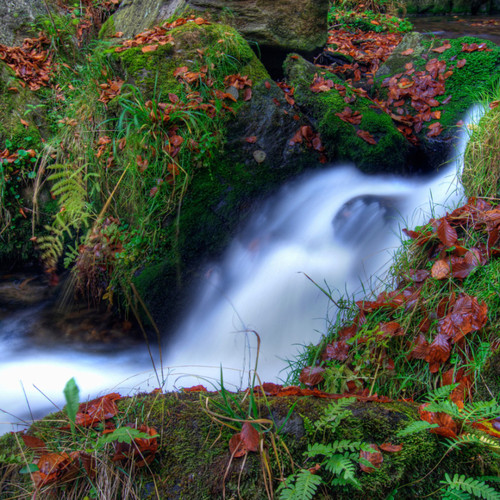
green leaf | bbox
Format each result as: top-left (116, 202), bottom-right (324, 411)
top-left (20, 463), bottom-right (39, 474)
top-left (63, 377), bottom-right (80, 434)
top-left (96, 427), bottom-right (156, 448)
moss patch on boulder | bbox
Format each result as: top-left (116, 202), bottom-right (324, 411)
top-left (285, 55), bottom-right (409, 174)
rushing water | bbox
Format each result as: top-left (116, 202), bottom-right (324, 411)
top-left (0, 106), bottom-right (482, 435)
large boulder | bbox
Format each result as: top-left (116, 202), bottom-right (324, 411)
top-left (109, 0), bottom-right (329, 52)
top-left (0, 0), bottom-right (45, 46)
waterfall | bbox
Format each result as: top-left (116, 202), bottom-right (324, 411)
top-left (0, 105), bottom-right (482, 435)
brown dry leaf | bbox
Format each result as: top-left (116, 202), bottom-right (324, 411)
top-left (322, 341), bottom-right (350, 361)
top-left (436, 218), bottom-right (458, 247)
top-left (456, 59), bottom-right (467, 68)
top-left (425, 333), bottom-right (451, 372)
top-left (245, 136), bottom-right (257, 144)
top-left (401, 48), bottom-right (414, 56)
top-left (360, 444), bottom-right (383, 473)
top-left (21, 434), bottom-right (47, 452)
top-left (357, 130), bottom-right (377, 145)
top-left (241, 422), bottom-right (260, 452)
top-left (427, 122), bottom-right (443, 138)
top-left (490, 100), bottom-right (500, 109)
top-left (432, 42), bottom-right (451, 53)
top-left (379, 443), bottom-right (403, 453)
top-left (141, 45), bottom-right (158, 53)
top-left (299, 366), bottom-right (325, 386)
top-left (431, 258), bottom-right (450, 279)
top-left (112, 424), bottom-right (158, 467)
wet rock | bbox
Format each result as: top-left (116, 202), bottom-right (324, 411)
top-left (0, 0), bottom-right (45, 46)
top-left (110, 0), bottom-right (329, 52)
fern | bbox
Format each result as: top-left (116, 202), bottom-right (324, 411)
top-left (36, 163), bottom-right (93, 269)
top-left (445, 433), bottom-right (500, 453)
top-left (425, 384), bottom-right (460, 403)
top-left (441, 474), bottom-right (500, 500)
top-left (314, 398), bottom-right (356, 433)
top-left (278, 469), bottom-right (323, 500)
top-left (427, 400), bottom-right (500, 424)
top-left (397, 420), bottom-right (439, 437)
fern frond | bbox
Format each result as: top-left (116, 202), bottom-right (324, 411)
top-left (397, 420), bottom-right (439, 437)
top-left (324, 453), bottom-right (356, 478)
top-left (278, 469), bottom-right (322, 500)
top-left (426, 400), bottom-right (461, 418)
top-left (306, 443), bottom-right (334, 458)
top-left (461, 400), bottom-right (500, 423)
top-left (425, 384), bottom-right (460, 403)
top-left (441, 488), bottom-right (473, 500)
top-left (441, 473), bottom-right (500, 500)
top-left (446, 433), bottom-right (500, 452)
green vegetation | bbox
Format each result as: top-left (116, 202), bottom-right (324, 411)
top-left (329, 0), bottom-right (413, 33)
top-left (285, 54), bottom-right (409, 173)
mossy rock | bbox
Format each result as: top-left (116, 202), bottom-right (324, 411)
top-left (285, 55), bottom-right (409, 174)
top-left (1, 393), bottom-right (499, 498)
top-left (108, 0), bottom-right (328, 53)
top-left (113, 21), bottom-right (269, 99)
top-left (374, 34), bottom-right (500, 170)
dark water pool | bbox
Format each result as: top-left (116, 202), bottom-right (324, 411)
top-left (411, 15), bottom-right (500, 45)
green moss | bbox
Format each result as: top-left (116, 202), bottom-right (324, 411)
top-left (424, 36), bottom-right (500, 129)
top-left (3, 394), bottom-right (499, 499)
top-left (285, 55), bottom-right (408, 173)
top-left (98, 14), bottom-right (116, 39)
top-left (116, 22), bottom-right (269, 99)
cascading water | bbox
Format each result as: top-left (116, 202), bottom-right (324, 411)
top-left (0, 105), bottom-right (482, 435)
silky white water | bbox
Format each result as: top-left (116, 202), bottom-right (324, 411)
top-left (0, 105), bottom-right (482, 435)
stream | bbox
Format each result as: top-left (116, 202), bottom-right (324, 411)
top-left (0, 105), bottom-right (483, 435)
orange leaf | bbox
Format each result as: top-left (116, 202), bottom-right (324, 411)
top-left (360, 444), bottom-right (383, 473)
top-left (20, 119), bottom-right (29, 128)
top-left (356, 129), bottom-right (377, 145)
top-left (299, 366), bottom-right (325, 386)
top-left (432, 42), bottom-right (451, 53)
top-left (141, 45), bottom-right (158, 53)
top-left (401, 48), bottom-right (414, 56)
top-left (379, 443), bottom-right (403, 453)
top-left (182, 385), bottom-right (207, 392)
top-left (431, 259), bottom-right (450, 279)
top-left (241, 422), bottom-right (260, 452)
top-left (425, 333), bottom-right (451, 372)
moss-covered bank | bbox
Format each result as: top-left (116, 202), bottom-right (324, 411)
top-left (1, 391), bottom-right (499, 499)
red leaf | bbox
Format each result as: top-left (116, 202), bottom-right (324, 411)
top-left (427, 122), bottom-right (443, 138)
top-left (432, 42), bottom-right (451, 53)
top-left (245, 136), bottom-right (257, 143)
top-left (243, 87), bottom-right (252, 101)
top-left (21, 434), bottom-right (47, 452)
top-left (168, 93), bottom-right (179, 103)
top-left (436, 218), bottom-right (457, 247)
top-left (241, 422), bottom-right (260, 452)
top-left (299, 366), bottom-right (325, 386)
top-left (431, 259), bottom-right (450, 280)
top-left (141, 45), bottom-right (158, 53)
top-left (379, 443), bottom-right (403, 453)
top-left (356, 129), bottom-right (377, 145)
top-left (229, 434), bottom-right (246, 457)
top-left (182, 385), bottom-right (207, 392)
top-left (264, 81), bottom-right (271, 90)
top-left (456, 59), bottom-right (467, 69)
top-left (360, 444), bottom-right (383, 473)
top-left (401, 49), bottom-right (414, 56)
top-left (425, 333), bottom-right (451, 372)
top-left (322, 341), bottom-right (350, 361)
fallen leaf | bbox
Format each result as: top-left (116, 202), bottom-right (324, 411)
top-left (379, 443), bottom-right (403, 453)
top-left (245, 136), bottom-right (257, 143)
top-left (360, 444), bottom-right (383, 473)
top-left (357, 129), bottom-right (377, 145)
top-left (401, 48), bottom-right (414, 56)
top-left (299, 366), bottom-right (325, 386)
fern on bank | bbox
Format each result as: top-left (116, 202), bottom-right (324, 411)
top-left (440, 473), bottom-right (500, 500)
top-left (36, 163), bottom-right (93, 269)
top-left (278, 469), bottom-right (323, 500)
top-left (278, 399), bottom-right (372, 499)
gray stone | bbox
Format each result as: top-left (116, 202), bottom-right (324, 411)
top-left (376, 32), bottom-right (426, 78)
top-left (110, 0), bottom-right (329, 52)
top-left (0, 0), bottom-right (46, 46)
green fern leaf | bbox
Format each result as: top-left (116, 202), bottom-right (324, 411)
top-left (397, 420), bottom-right (439, 437)
top-left (278, 469), bottom-right (322, 500)
top-left (442, 473), bottom-right (500, 500)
